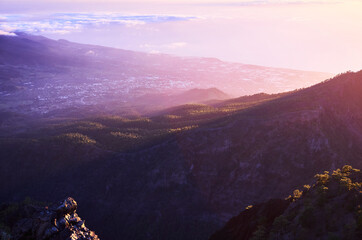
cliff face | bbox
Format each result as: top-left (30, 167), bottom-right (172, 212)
top-left (209, 166), bottom-right (362, 240)
top-left (0, 197), bottom-right (99, 240)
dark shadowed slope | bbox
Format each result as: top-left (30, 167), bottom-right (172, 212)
top-left (1, 71), bottom-right (362, 240)
top-left (210, 166), bottom-right (362, 240)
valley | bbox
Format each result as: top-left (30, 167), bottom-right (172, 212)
top-left (1, 67), bottom-right (361, 239)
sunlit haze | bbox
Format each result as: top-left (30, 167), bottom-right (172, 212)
top-left (1, 1), bottom-right (362, 73)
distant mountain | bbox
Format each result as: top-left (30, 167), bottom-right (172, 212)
top-left (134, 88), bottom-right (230, 110)
top-left (0, 69), bottom-right (361, 240)
top-left (0, 33), bottom-right (332, 118)
top-left (175, 88), bottom-right (230, 102)
top-left (210, 165), bottom-right (362, 240)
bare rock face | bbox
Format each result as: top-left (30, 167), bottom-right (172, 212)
top-left (12, 197), bottom-right (99, 240)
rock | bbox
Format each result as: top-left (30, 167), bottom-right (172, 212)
top-left (76, 220), bottom-right (86, 229)
top-left (56, 197), bottom-right (77, 215)
top-left (11, 197), bottom-right (99, 240)
top-left (54, 217), bottom-right (69, 230)
top-left (68, 213), bottom-right (81, 224)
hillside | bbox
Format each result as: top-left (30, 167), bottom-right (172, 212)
top-left (210, 165), bottom-right (362, 240)
top-left (0, 70), bottom-right (361, 240)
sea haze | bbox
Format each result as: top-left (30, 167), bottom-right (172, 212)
top-left (1, 0), bottom-right (362, 73)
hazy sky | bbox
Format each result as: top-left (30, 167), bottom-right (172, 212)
top-left (1, 0), bottom-right (362, 73)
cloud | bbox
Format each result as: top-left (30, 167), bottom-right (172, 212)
top-left (0, 30), bottom-right (16, 36)
top-left (149, 50), bottom-right (161, 54)
top-left (286, 16), bottom-right (310, 22)
top-left (0, 12), bottom-right (197, 35)
top-left (166, 42), bottom-right (187, 49)
top-left (140, 42), bottom-right (188, 55)
top-left (195, 0), bottom-right (344, 6)
top-left (140, 42), bottom-right (188, 52)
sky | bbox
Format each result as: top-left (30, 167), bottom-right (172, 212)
top-left (1, 0), bottom-right (362, 73)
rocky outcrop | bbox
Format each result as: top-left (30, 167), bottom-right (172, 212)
top-left (9, 197), bottom-right (99, 240)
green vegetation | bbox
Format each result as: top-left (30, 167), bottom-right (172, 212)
top-left (0, 92), bottom-right (284, 153)
top-left (54, 133), bottom-right (97, 145)
top-left (315, 171), bottom-right (330, 185)
top-left (247, 166), bottom-right (362, 240)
